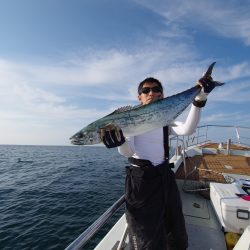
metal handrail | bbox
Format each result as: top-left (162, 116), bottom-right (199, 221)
top-left (190, 125), bottom-right (250, 146)
top-left (65, 195), bottom-right (125, 250)
top-left (170, 124), bottom-right (250, 159)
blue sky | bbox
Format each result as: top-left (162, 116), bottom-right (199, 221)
top-left (0, 0), bottom-right (250, 145)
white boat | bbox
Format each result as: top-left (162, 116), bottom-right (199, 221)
top-left (66, 125), bottom-right (250, 250)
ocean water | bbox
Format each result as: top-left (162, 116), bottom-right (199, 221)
top-left (0, 145), bottom-right (127, 250)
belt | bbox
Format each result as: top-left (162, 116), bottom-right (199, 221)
top-left (128, 157), bottom-right (175, 169)
top-left (128, 157), bottom-right (153, 168)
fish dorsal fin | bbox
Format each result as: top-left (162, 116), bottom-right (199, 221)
top-left (109, 104), bottom-right (142, 115)
top-left (113, 105), bottom-right (134, 113)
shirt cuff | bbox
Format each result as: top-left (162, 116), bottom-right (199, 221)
top-left (192, 99), bottom-right (207, 108)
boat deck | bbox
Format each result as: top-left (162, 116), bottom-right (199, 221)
top-left (175, 143), bottom-right (250, 183)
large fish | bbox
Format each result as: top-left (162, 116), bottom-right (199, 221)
top-left (70, 62), bottom-right (223, 145)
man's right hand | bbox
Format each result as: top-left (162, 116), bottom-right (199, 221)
top-left (100, 123), bottom-right (125, 148)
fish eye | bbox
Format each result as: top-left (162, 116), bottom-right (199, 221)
top-left (76, 132), bottom-right (83, 138)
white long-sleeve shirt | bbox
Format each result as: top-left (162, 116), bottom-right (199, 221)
top-left (118, 104), bottom-right (201, 165)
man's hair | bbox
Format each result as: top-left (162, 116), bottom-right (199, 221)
top-left (138, 77), bottom-right (163, 94)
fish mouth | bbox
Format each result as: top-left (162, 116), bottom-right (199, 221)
top-left (70, 138), bottom-right (82, 145)
top-left (69, 132), bottom-right (83, 145)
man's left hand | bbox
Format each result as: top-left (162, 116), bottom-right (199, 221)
top-left (100, 123), bottom-right (125, 148)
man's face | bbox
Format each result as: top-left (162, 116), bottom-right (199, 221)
top-left (138, 82), bottom-right (164, 105)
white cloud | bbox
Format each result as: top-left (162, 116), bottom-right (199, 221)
top-left (1, 1), bottom-right (250, 145)
top-left (135, 0), bottom-right (250, 45)
top-left (0, 42), bottom-right (197, 88)
top-left (0, 44), bottom-right (249, 145)
top-left (201, 112), bottom-right (250, 125)
top-left (216, 62), bottom-right (250, 81)
top-left (211, 81), bottom-right (250, 103)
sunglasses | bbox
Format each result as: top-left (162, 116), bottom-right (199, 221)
top-left (140, 86), bottom-right (162, 94)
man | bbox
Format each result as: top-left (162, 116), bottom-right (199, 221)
top-left (101, 76), bottom-right (215, 250)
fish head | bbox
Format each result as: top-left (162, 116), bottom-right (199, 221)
top-left (70, 124), bottom-right (101, 145)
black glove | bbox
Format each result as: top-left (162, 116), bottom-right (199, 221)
top-left (100, 124), bottom-right (125, 148)
top-left (193, 62), bottom-right (224, 108)
top-left (193, 77), bottom-right (215, 108)
top-left (198, 77), bottom-right (216, 93)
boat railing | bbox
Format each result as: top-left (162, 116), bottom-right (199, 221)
top-left (169, 125), bottom-right (250, 158)
top-left (65, 195), bottom-right (125, 250)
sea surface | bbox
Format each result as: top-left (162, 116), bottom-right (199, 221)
top-left (0, 144), bottom-right (127, 250)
